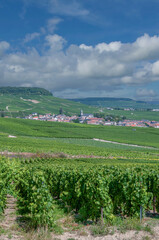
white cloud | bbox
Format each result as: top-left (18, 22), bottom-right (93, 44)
top-left (79, 44), bottom-right (93, 51)
top-left (152, 61), bottom-right (159, 75)
top-left (1, 33), bottom-right (159, 98)
top-left (0, 41), bottom-right (10, 56)
top-left (45, 34), bottom-right (66, 51)
top-left (24, 32), bottom-right (41, 43)
top-left (47, 17), bottom-right (62, 33)
top-left (95, 42), bottom-right (122, 53)
top-left (23, 17), bottom-right (62, 44)
top-left (125, 34), bottom-right (159, 61)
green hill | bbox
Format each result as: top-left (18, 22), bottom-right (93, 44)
top-left (0, 87), bottom-right (53, 96)
top-left (70, 97), bottom-right (159, 109)
top-left (0, 87), bottom-right (98, 117)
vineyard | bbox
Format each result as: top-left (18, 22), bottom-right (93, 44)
top-left (0, 118), bottom-right (159, 238)
top-left (0, 118), bottom-right (159, 147)
top-left (0, 156), bottom-right (159, 229)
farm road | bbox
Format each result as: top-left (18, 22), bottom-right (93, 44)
top-left (93, 138), bottom-right (157, 149)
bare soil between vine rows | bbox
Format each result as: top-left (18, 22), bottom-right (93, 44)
top-left (0, 195), bottom-right (159, 240)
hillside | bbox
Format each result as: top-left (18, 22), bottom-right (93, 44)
top-left (0, 87), bottom-right (53, 96)
top-left (0, 87), bottom-right (98, 116)
top-left (70, 97), bottom-right (159, 109)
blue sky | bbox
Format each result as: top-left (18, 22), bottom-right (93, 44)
top-left (0, 0), bottom-right (159, 99)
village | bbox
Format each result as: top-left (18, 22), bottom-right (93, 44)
top-left (24, 110), bottom-right (159, 128)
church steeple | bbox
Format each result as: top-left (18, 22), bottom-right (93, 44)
top-left (80, 109), bottom-right (83, 116)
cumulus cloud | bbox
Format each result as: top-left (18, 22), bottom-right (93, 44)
top-left (0, 33), bottom-right (159, 98)
top-left (124, 34), bottom-right (159, 61)
top-left (95, 42), bottom-right (122, 53)
top-left (79, 44), bottom-right (93, 51)
top-left (45, 34), bottom-right (66, 51)
top-left (152, 61), bottom-right (159, 75)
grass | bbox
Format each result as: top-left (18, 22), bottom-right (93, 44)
top-left (0, 117), bottom-right (158, 162)
top-left (0, 226), bottom-right (7, 235)
top-left (142, 237), bottom-right (151, 240)
top-left (114, 218), bottom-right (153, 234)
top-left (1, 134), bottom-right (159, 160)
top-left (0, 118), bottom-right (159, 149)
top-left (89, 217), bottom-right (155, 237)
top-left (90, 223), bottom-right (110, 236)
top-left (24, 228), bottom-right (52, 240)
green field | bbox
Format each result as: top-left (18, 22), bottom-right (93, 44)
top-left (0, 118), bottom-right (159, 162)
top-left (0, 118), bottom-right (159, 147)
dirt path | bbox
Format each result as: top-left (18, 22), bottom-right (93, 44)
top-left (0, 151), bottom-right (107, 159)
top-left (93, 138), bottom-right (157, 149)
top-left (0, 195), bottom-right (23, 240)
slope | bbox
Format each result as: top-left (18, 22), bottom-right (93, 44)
top-left (0, 87), bottom-right (98, 116)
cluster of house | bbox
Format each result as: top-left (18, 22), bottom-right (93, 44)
top-left (117, 120), bottom-right (159, 128)
top-left (24, 111), bottom-right (159, 128)
top-left (25, 113), bottom-right (77, 123)
top-left (152, 109), bottom-right (159, 112)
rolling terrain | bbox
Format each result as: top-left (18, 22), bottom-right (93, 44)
top-left (70, 97), bottom-right (159, 121)
top-left (0, 87), bottom-right (159, 121)
top-left (0, 87), bottom-right (98, 116)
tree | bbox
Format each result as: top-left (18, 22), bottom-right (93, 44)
top-left (59, 107), bottom-right (63, 115)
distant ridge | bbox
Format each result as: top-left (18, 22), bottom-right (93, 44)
top-left (69, 97), bottom-right (157, 109)
top-left (70, 97), bottom-right (135, 102)
top-left (0, 87), bottom-right (53, 96)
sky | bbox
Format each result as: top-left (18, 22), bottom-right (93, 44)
top-left (1, 0), bottom-right (159, 100)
